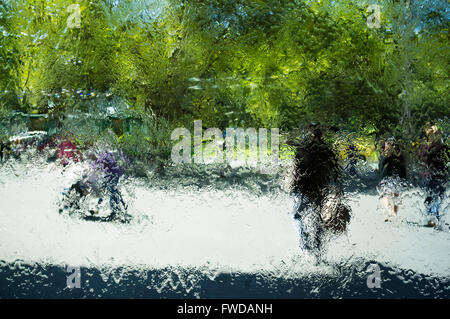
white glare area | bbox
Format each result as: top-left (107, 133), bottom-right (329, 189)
top-left (0, 158), bottom-right (449, 280)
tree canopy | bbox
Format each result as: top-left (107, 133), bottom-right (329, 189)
top-left (0, 0), bottom-right (448, 136)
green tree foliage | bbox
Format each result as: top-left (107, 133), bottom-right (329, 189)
top-left (0, 0), bottom-right (448, 136)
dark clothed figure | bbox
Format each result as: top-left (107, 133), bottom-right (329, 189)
top-left (376, 137), bottom-right (407, 221)
top-left (292, 132), bottom-right (340, 207)
top-left (379, 151), bottom-right (407, 180)
top-left (418, 130), bottom-right (449, 222)
top-left (344, 144), bottom-right (366, 176)
top-left (291, 124), bottom-right (349, 253)
top-left (0, 141), bottom-right (8, 160)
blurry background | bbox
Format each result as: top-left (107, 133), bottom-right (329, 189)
top-left (0, 0), bottom-right (448, 137)
top-left (0, 0), bottom-right (449, 298)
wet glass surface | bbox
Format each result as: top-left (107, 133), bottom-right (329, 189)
top-left (0, 0), bottom-right (449, 299)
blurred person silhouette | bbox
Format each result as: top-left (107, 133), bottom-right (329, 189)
top-left (60, 150), bottom-right (130, 223)
top-left (291, 122), bottom-right (350, 257)
top-left (418, 123), bottom-right (449, 227)
top-left (0, 139), bottom-right (10, 161)
top-left (377, 136), bottom-right (407, 221)
top-left (344, 142), bottom-right (366, 176)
